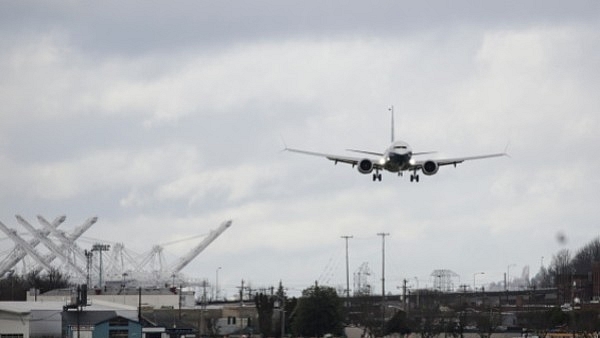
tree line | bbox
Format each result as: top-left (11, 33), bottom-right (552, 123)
top-left (531, 237), bottom-right (600, 288)
top-left (0, 268), bottom-right (70, 300)
top-left (255, 283), bottom-right (600, 338)
top-left (254, 282), bottom-right (344, 338)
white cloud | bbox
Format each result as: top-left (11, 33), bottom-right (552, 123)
top-left (153, 162), bottom-right (284, 206)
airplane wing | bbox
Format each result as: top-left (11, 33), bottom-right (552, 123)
top-left (285, 147), bottom-right (383, 168)
top-left (410, 152), bottom-right (507, 169)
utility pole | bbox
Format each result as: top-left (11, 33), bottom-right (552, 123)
top-left (179, 283), bottom-right (183, 320)
top-left (377, 232), bottom-right (390, 334)
top-left (138, 287), bottom-right (142, 322)
top-left (377, 233), bottom-right (390, 298)
top-left (402, 279), bottom-right (408, 309)
top-left (238, 279), bottom-right (245, 306)
top-left (341, 235), bottom-right (353, 303)
top-left (201, 279), bottom-right (208, 335)
top-left (279, 294), bottom-right (286, 338)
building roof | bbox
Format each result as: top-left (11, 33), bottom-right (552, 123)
top-left (0, 301), bottom-right (65, 314)
top-left (0, 299), bottom-right (137, 315)
top-left (142, 310), bottom-right (195, 330)
top-left (62, 311), bottom-right (139, 325)
top-left (42, 286), bottom-right (191, 296)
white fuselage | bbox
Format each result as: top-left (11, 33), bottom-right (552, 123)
top-left (381, 141), bottom-right (413, 173)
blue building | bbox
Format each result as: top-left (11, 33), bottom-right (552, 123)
top-left (62, 300), bottom-right (142, 338)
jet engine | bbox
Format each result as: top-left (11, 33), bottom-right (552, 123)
top-left (357, 159), bottom-right (374, 174)
top-left (422, 160), bottom-right (439, 176)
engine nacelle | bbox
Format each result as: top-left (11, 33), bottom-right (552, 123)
top-left (422, 160), bottom-right (439, 176)
top-left (357, 159), bottom-right (374, 174)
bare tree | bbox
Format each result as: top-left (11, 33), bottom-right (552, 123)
top-left (517, 308), bottom-right (567, 338)
top-left (571, 237), bottom-right (600, 274)
top-left (474, 307), bottom-right (501, 338)
top-left (549, 249), bottom-right (573, 305)
top-left (411, 303), bottom-right (442, 338)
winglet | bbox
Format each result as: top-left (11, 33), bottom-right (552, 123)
top-left (503, 141), bottom-right (511, 158)
top-left (279, 134), bottom-right (289, 152)
top-left (389, 105), bottom-right (395, 142)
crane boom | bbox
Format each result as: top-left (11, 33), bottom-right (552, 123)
top-left (170, 220), bottom-right (232, 273)
top-left (37, 215), bottom-right (98, 272)
top-left (0, 220), bottom-right (55, 272)
top-left (16, 215), bottom-right (86, 278)
top-left (0, 216), bottom-right (66, 276)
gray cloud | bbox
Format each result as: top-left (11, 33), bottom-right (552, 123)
top-left (2, 1), bottom-right (597, 56)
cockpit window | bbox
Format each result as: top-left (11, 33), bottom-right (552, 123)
top-left (394, 146), bottom-right (407, 149)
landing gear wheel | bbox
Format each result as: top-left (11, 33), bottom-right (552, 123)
top-left (372, 173), bottom-right (382, 181)
top-left (410, 174), bottom-right (420, 182)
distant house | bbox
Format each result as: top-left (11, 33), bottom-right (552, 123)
top-left (142, 310), bottom-right (197, 337)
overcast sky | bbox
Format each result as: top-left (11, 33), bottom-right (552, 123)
top-left (1, 1), bottom-right (599, 298)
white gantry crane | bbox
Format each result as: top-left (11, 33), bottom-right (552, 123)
top-left (36, 215), bottom-right (98, 272)
top-left (0, 215), bottom-right (97, 278)
top-left (15, 215), bottom-right (86, 279)
top-left (0, 216), bottom-right (232, 286)
top-left (169, 220), bottom-right (232, 275)
top-left (0, 220), bottom-right (57, 273)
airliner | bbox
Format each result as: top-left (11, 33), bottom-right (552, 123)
top-left (285, 108), bottom-right (507, 182)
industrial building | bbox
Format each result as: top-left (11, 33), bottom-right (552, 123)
top-left (0, 299), bottom-right (142, 338)
top-left (0, 294), bottom-right (258, 338)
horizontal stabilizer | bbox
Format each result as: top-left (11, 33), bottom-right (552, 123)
top-left (413, 151), bottom-right (437, 156)
top-left (345, 149), bottom-right (383, 156)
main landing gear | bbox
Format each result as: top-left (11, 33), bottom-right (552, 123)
top-left (372, 171), bottom-right (382, 181)
top-left (410, 171), bottom-right (420, 182)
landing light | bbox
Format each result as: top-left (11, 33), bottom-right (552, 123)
top-left (379, 158), bottom-right (387, 165)
top-left (409, 158), bottom-right (416, 165)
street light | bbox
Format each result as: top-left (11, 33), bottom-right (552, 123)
top-left (413, 277), bottom-right (420, 308)
top-left (91, 243), bottom-right (110, 289)
top-left (473, 272), bottom-right (484, 291)
top-left (507, 264), bottom-right (516, 290)
top-left (541, 256), bottom-right (544, 268)
top-left (215, 267), bottom-right (222, 301)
